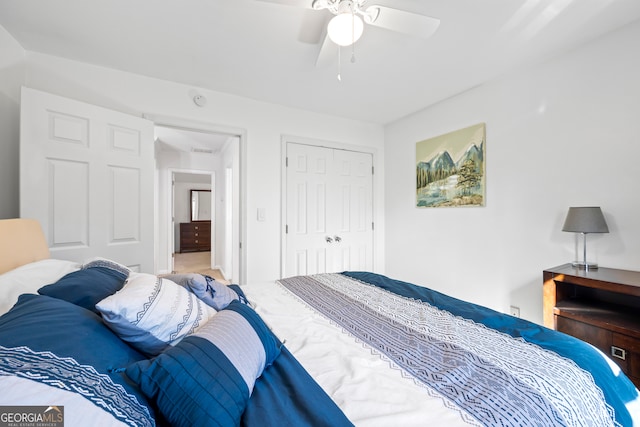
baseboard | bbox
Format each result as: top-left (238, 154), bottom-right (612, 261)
top-left (215, 265), bottom-right (230, 281)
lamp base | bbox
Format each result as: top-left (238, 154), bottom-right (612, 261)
top-left (571, 261), bottom-right (599, 270)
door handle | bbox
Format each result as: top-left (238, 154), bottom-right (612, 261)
top-left (334, 235), bottom-right (342, 242)
top-left (325, 236), bottom-right (333, 243)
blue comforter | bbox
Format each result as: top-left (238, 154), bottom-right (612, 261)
top-left (276, 272), bottom-right (640, 427)
top-left (344, 271), bottom-right (639, 426)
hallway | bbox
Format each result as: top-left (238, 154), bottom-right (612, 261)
top-left (173, 251), bottom-right (229, 284)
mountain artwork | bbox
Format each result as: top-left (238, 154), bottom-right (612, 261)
top-left (416, 123), bottom-right (486, 208)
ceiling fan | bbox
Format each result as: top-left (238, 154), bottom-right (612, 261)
top-left (257, 0), bottom-right (440, 67)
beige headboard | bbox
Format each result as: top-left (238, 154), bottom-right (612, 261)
top-left (0, 218), bottom-right (50, 275)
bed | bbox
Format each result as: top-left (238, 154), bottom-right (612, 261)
top-left (0, 219), bottom-right (638, 426)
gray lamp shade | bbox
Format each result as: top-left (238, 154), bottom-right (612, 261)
top-left (562, 207), bottom-right (609, 234)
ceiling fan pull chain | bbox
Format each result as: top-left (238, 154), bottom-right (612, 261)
top-left (337, 46), bottom-right (342, 81)
top-left (351, 7), bottom-right (357, 63)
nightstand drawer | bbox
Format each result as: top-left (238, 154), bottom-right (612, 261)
top-left (612, 333), bottom-right (640, 379)
top-left (555, 316), bottom-right (640, 384)
top-left (555, 315), bottom-right (611, 354)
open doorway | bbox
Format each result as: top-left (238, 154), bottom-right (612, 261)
top-left (152, 120), bottom-right (243, 284)
top-left (171, 171), bottom-right (223, 280)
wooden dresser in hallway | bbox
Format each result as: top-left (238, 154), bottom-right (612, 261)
top-left (180, 221), bottom-right (211, 252)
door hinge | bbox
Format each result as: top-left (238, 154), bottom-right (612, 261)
top-left (372, 222), bottom-right (375, 230)
top-left (286, 157), bottom-right (288, 167)
top-left (285, 224), bottom-right (288, 234)
top-left (372, 165), bottom-right (374, 175)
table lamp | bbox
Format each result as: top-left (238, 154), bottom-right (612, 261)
top-left (562, 207), bottom-right (609, 270)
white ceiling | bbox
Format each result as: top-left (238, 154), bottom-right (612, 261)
top-left (1, 0), bottom-right (640, 125)
top-left (155, 125), bottom-right (231, 154)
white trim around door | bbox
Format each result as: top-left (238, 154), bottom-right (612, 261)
top-left (145, 114), bottom-right (248, 285)
top-left (281, 134), bottom-right (379, 278)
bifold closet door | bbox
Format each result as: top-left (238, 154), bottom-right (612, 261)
top-left (20, 87), bottom-right (155, 272)
top-left (285, 142), bottom-right (373, 277)
top-left (330, 148), bottom-right (374, 272)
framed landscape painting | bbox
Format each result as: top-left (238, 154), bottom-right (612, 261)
top-left (416, 123), bottom-right (486, 208)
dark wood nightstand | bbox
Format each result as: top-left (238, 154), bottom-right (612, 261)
top-left (543, 263), bottom-right (640, 388)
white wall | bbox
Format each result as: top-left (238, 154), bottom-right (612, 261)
top-left (5, 49), bottom-right (385, 283)
top-left (385, 20), bottom-right (640, 325)
top-left (0, 26), bottom-right (25, 219)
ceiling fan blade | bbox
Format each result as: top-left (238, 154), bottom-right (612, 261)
top-left (365, 6), bottom-right (440, 39)
top-left (315, 32), bottom-right (334, 68)
top-left (254, 0), bottom-right (311, 8)
top-left (299, 9), bottom-right (330, 44)
top-left (256, 0), bottom-right (327, 44)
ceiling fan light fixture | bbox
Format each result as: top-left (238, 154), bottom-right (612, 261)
top-left (327, 12), bottom-right (364, 46)
top-left (362, 6), bottom-right (380, 24)
top-left (311, 0), bottom-right (330, 11)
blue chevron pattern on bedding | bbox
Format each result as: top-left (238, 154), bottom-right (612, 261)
top-left (0, 346), bottom-right (154, 427)
top-left (277, 272), bottom-right (640, 427)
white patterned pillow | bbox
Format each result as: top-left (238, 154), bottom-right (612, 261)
top-left (96, 272), bottom-right (217, 356)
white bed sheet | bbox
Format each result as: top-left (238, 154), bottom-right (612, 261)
top-left (241, 280), bottom-right (476, 427)
top-left (0, 259), bottom-right (80, 315)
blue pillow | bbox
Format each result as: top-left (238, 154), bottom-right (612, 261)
top-left (228, 284), bottom-right (250, 305)
top-left (38, 266), bottom-right (128, 313)
top-left (0, 294), bottom-right (154, 425)
top-left (82, 257), bottom-right (130, 277)
top-left (163, 273), bottom-right (240, 310)
top-left (126, 301), bottom-right (281, 427)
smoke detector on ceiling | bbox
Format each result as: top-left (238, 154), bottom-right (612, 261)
top-left (193, 94), bottom-right (207, 107)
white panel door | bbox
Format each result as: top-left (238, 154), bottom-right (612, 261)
top-left (286, 143), bottom-right (331, 276)
top-left (20, 87), bottom-right (155, 272)
top-left (285, 142), bottom-right (373, 277)
top-left (330, 148), bottom-right (373, 272)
